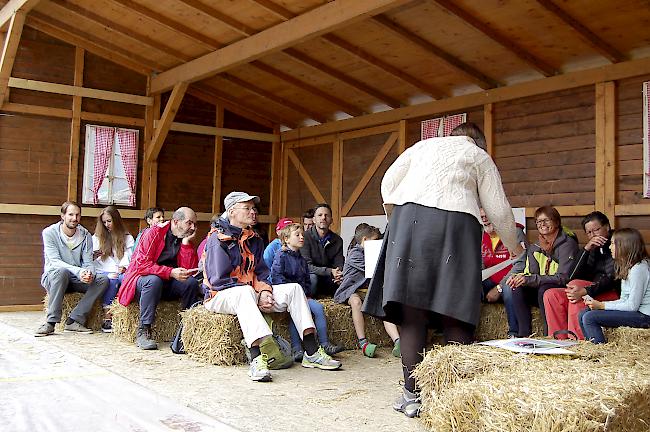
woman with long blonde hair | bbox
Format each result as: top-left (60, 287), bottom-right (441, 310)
top-left (92, 206), bottom-right (134, 332)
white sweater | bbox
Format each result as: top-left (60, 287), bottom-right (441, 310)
top-left (92, 233), bottom-right (135, 273)
top-left (381, 135), bottom-right (519, 252)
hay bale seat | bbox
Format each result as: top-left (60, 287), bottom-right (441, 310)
top-left (43, 293), bottom-right (104, 332)
top-left (180, 298), bottom-right (394, 366)
top-left (110, 300), bottom-right (181, 343)
top-left (475, 303), bottom-right (545, 341)
top-left (413, 327), bottom-right (650, 432)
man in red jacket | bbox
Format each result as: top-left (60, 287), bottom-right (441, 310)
top-left (117, 207), bottom-right (200, 350)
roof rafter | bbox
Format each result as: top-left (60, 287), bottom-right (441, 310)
top-left (179, 0), bottom-right (257, 37)
top-left (371, 15), bottom-right (500, 89)
top-left (220, 72), bottom-right (327, 124)
top-left (150, 0), bottom-right (413, 94)
top-left (0, 0), bottom-right (39, 30)
top-left (432, 0), bottom-right (557, 77)
top-left (535, 0), bottom-right (625, 63)
top-left (0, 10), bottom-right (25, 105)
top-left (322, 34), bottom-right (446, 99)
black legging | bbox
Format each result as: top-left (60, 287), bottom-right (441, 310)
top-left (399, 305), bottom-right (475, 392)
top-left (509, 281), bottom-right (557, 336)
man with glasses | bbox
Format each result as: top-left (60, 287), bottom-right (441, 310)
top-left (543, 211), bottom-right (620, 339)
top-left (203, 192), bottom-right (341, 382)
top-left (117, 207), bottom-right (201, 350)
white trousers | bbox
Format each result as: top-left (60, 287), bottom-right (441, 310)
top-left (204, 283), bottom-right (316, 347)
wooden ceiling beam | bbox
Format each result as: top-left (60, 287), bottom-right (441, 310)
top-left (145, 81), bottom-right (188, 162)
top-left (26, 13), bottom-right (154, 74)
top-left (371, 15), bottom-right (500, 89)
top-left (221, 72), bottom-right (327, 124)
top-left (248, 61), bottom-right (364, 117)
top-left (46, 0), bottom-right (191, 63)
top-left (248, 0), bottom-right (295, 20)
top-left (0, 0), bottom-right (39, 30)
top-left (150, 0), bottom-right (412, 94)
top-left (535, 0), bottom-right (625, 63)
top-left (283, 48), bottom-right (403, 108)
top-left (432, 0), bottom-right (557, 77)
top-left (179, 0), bottom-right (256, 37)
top-left (322, 33), bottom-right (446, 99)
top-left (0, 10), bottom-right (25, 106)
top-left (108, 0), bottom-right (221, 50)
top-left (29, 12), bottom-right (166, 71)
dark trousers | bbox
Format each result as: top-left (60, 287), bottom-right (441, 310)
top-left (135, 275), bottom-right (200, 326)
top-left (309, 274), bottom-right (337, 297)
top-left (507, 281), bottom-right (557, 337)
top-left (579, 309), bottom-right (650, 343)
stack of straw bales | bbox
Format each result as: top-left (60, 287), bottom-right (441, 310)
top-left (110, 300), bottom-right (181, 343)
top-left (43, 293), bottom-right (104, 331)
top-left (414, 327), bottom-right (650, 431)
top-left (320, 298), bottom-right (394, 349)
top-left (475, 303), bottom-right (545, 341)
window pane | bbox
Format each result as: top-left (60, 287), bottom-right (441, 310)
top-left (113, 154), bottom-right (126, 177)
top-left (112, 178), bottom-right (131, 204)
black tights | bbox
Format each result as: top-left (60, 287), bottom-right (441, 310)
top-left (399, 305), bottom-right (475, 392)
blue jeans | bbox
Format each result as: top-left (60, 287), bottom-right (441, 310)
top-left (99, 272), bottom-right (124, 307)
top-left (499, 281), bottom-right (519, 336)
top-left (579, 309), bottom-right (650, 343)
top-left (289, 298), bottom-right (328, 350)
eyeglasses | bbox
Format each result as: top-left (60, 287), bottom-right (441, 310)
top-left (535, 218), bottom-right (553, 226)
top-left (232, 206), bottom-right (257, 213)
top-left (586, 225), bottom-right (605, 236)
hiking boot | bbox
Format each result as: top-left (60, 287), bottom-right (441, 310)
top-left (393, 388), bottom-right (421, 418)
top-left (322, 343), bottom-right (344, 356)
top-left (302, 346), bottom-right (342, 370)
top-left (35, 322), bottom-right (54, 337)
top-left (136, 327), bottom-right (158, 350)
top-left (101, 319), bottom-right (113, 333)
top-left (361, 341), bottom-right (377, 358)
top-left (292, 349), bottom-right (304, 362)
top-left (64, 321), bottom-right (93, 334)
top-left (248, 354), bottom-right (272, 382)
top-left (392, 339), bottom-right (401, 358)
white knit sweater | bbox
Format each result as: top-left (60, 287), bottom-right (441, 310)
top-left (381, 135), bottom-right (519, 252)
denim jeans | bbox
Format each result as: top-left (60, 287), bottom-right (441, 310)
top-left (99, 272), bottom-right (124, 306)
top-left (500, 281), bottom-right (520, 337)
top-left (579, 308), bottom-right (650, 343)
top-left (289, 298), bottom-right (328, 350)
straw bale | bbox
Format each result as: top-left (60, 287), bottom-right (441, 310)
top-left (320, 298), bottom-right (394, 350)
top-left (43, 293), bottom-right (104, 332)
top-left (180, 306), bottom-right (246, 366)
top-left (606, 326), bottom-right (650, 346)
top-left (110, 300), bottom-right (181, 343)
top-left (475, 303), bottom-right (545, 341)
top-left (414, 342), bottom-right (650, 432)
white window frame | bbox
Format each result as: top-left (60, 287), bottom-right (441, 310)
top-left (81, 125), bottom-right (139, 206)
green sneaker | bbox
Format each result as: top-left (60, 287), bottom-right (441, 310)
top-left (361, 341), bottom-right (376, 358)
top-left (249, 354), bottom-right (272, 382)
top-left (302, 346), bottom-right (342, 370)
top-left (392, 339), bottom-right (401, 358)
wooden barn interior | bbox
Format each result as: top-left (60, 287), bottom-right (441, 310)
top-left (1, 0), bottom-right (650, 310)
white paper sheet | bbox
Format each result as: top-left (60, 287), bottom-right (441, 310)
top-left (364, 239), bottom-right (383, 278)
top-left (478, 337), bottom-right (577, 355)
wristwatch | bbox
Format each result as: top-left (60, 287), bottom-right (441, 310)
top-left (496, 285), bottom-right (503, 293)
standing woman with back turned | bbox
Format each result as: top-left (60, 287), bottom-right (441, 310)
top-left (363, 123), bottom-right (524, 417)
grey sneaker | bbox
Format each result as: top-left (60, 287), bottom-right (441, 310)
top-left (292, 349), bottom-right (304, 362)
top-left (393, 388), bottom-right (421, 418)
top-left (322, 343), bottom-right (344, 356)
top-left (248, 354), bottom-right (272, 382)
top-left (35, 322), bottom-right (54, 337)
top-left (302, 346), bottom-right (342, 370)
top-left (136, 327), bottom-right (158, 350)
top-left (64, 321), bottom-right (93, 334)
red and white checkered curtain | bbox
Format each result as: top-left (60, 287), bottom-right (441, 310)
top-left (421, 118), bottom-right (442, 139)
top-left (91, 126), bottom-right (115, 205)
top-left (117, 128), bottom-right (138, 206)
top-left (442, 113), bottom-right (467, 136)
top-left (643, 81), bottom-right (650, 198)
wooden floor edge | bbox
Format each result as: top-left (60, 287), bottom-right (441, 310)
top-left (0, 305), bottom-right (43, 312)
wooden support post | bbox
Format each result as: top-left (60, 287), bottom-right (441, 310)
top-left (145, 81), bottom-right (188, 162)
top-left (139, 78), bottom-right (158, 230)
top-left (280, 140), bottom-right (289, 218)
top-left (398, 119), bottom-right (407, 154)
top-left (269, 124), bottom-right (282, 221)
top-left (484, 103), bottom-right (494, 157)
top-left (67, 47), bottom-right (84, 201)
top-left (331, 138), bottom-right (343, 232)
top-left (0, 11), bottom-right (24, 107)
top-left (595, 82), bottom-right (617, 225)
top-left (211, 105), bottom-right (224, 214)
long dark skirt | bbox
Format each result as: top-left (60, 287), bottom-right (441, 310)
top-left (362, 203), bottom-right (482, 327)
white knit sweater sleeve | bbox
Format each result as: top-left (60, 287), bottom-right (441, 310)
top-left (381, 147), bottom-right (412, 202)
top-left (477, 158), bottom-right (519, 252)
